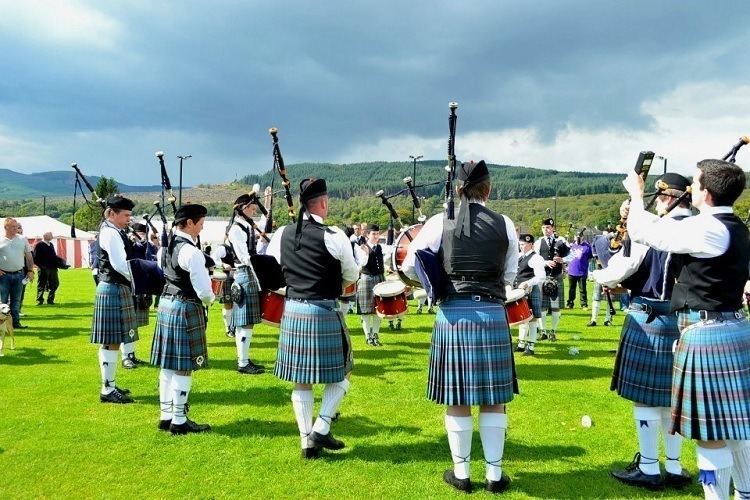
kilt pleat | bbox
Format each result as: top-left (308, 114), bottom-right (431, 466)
top-left (428, 298), bottom-right (518, 406)
top-left (542, 275), bottom-right (564, 310)
top-left (610, 298), bottom-right (678, 407)
top-left (90, 282), bottom-right (140, 345)
top-left (671, 316), bottom-right (750, 440)
top-left (357, 274), bottom-right (384, 314)
top-left (274, 299), bottom-right (352, 384)
top-left (232, 267), bottom-right (261, 327)
top-left (150, 297), bottom-right (208, 371)
top-left (527, 284), bottom-right (542, 318)
top-left (135, 297), bottom-right (150, 327)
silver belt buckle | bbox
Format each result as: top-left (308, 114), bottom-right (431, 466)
top-left (698, 310), bottom-right (708, 321)
top-left (472, 294), bottom-right (481, 302)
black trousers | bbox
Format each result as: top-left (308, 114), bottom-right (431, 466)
top-left (567, 274), bottom-right (588, 307)
top-left (37, 267), bottom-right (60, 303)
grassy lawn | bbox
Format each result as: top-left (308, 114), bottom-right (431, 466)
top-left (0, 269), bottom-right (702, 499)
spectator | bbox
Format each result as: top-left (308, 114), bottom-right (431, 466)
top-left (567, 232), bottom-right (593, 309)
top-left (33, 231), bottom-right (60, 305)
top-left (17, 224), bottom-right (31, 315)
top-left (0, 218), bottom-right (35, 328)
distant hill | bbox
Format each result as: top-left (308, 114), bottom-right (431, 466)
top-left (239, 160), bottom-right (631, 199)
top-left (0, 169), bottom-right (164, 200)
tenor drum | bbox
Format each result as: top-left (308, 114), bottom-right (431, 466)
top-left (506, 288), bottom-right (532, 326)
top-left (211, 271), bottom-right (232, 302)
top-left (392, 224), bottom-right (423, 288)
top-left (374, 281), bottom-right (408, 319)
top-left (260, 288), bottom-right (286, 327)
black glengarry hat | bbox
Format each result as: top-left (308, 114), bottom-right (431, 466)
top-left (174, 203), bottom-right (208, 224)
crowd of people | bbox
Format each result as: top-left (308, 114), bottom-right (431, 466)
top-left (3, 156), bottom-right (748, 498)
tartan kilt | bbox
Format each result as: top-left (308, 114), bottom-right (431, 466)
top-left (671, 316), bottom-right (750, 440)
top-left (150, 296), bottom-right (208, 371)
top-left (357, 274), bottom-right (384, 314)
top-left (541, 274), bottom-right (564, 310)
top-left (90, 282), bottom-right (139, 345)
top-left (232, 267), bottom-right (261, 327)
top-left (274, 299), bottom-right (353, 384)
top-left (527, 284), bottom-right (542, 318)
top-left (134, 295), bottom-right (151, 327)
top-left (216, 272), bottom-right (234, 305)
top-left (428, 298), bottom-right (518, 406)
top-left (610, 298), bottom-right (678, 407)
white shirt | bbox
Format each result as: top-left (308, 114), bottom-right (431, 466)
top-left (354, 241), bottom-right (381, 271)
top-left (401, 202), bottom-right (519, 286)
top-left (628, 198), bottom-right (730, 257)
top-left (99, 221), bottom-right (131, 281)
top-left (266, 213), bottom-right (360, 287)
top-left (517, 250), bottom-right (546, 288)
top-left (0, 234), bottom-right (31, 272)
top-left (173, 229), bottom-right (215, 305)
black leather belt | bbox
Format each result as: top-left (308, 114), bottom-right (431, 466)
top-left (446, 293), bottom-right (504, 304)
top-left (1, 269), bottom-right (24, 274)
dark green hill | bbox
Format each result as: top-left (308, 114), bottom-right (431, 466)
top-left (0, 169), bottom-right (163, 200)
top-left (240, 161), bottom-right (630, 199)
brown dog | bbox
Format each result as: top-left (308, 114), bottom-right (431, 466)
top-left (0, 303), bottom-right (15, 356)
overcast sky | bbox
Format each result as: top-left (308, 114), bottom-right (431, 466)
top-left (1, 1), bottom-right (749, 187)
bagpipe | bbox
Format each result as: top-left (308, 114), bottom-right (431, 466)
top-left (609, 151), bottom-right (655, 251)
top-left (267, 127), bottom-right (296, 233)
top-left (70, 163), bottom-right (106, 238)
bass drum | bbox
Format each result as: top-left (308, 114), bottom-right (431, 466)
top-left (392, 224), bottom-right (423, 288)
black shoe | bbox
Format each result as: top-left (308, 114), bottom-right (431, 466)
top-left (131, 354), bottom-right (147, 366)
top-left (36, 300), bottom-right (43, 306)
top-left (538, 332), bottom-right (548, 340)
top-left (664, 469), bottom-right (692, 489)
top-left (566, 304), bottom-right (574, 309)
top-left (47, 300), bottom-right (55, 305)
top-left (301, 447), bottom-right (320, 459)
top-left (238, 361), bottom-right (265, 374)
top-left (366, 337), bottom-right (375, 346)
top-left (158, 419), bottom-right (171, 431)
top-left (485, 471), bottom-right (511, 493)
top-left (611, 453), bottom-right (664, 491)
top-left (122, 355), bottom-right (137, 369)
top-left (388, 322), bottom-right (395, 330)
top-left (549, 331), bottom-right (557, 342)
top-left (416, 308), bottom-right (422, 314)
top-left (587, 320), bottom-right (597, 327)
top-left (522, 347), bottom-right (535, 356)
top-left (396, 321), bottom-right (402, 330)
top-left (169, 418), bottom-right (211, 435)
top-left (372, 334), bottom-right (382, 346)
top-left (226, 330), bottom-right (235, 338)
top-left (515, 346), bottom-right (525, 353)
top-left (443, 470), bottom-right (472, 493)
top-left (100, 389), bottom-right (134, 404)
top-left (116, 386), bottom-right (131, 395)
top-left (13, 325), bottom-right (27, 329)
top-left (309, 431), bottom-right (345, 450)
top-left (428, 307), bottom-right (435, 314)
top-left (604, 320), bottom-right (613, 326)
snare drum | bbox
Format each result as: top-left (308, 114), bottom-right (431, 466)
top-left (373, 281), bottom-right (408, 319)
top-left (260, 288), bottom-right (286, 327)
top-left (505, 288), bottom-right (532, 326)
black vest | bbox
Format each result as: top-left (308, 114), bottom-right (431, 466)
top-left (361, 244), bottom-right (384, 276)
top-left (230, 221), bottom-right (256, 265)
top-left (98, 223), bottom-right (133, 286)
top-left (219, 243), bottom-right (235, 267)
top-left (515, 251), bottom-right (538, 287)
top-left (671, 212), bottom-right (750, 312)
top-left (539, 237), bottom-right (569, 277)
top-left (280, 220), bottom-right (342, 300)
top-left (439, 205), bottom-right (509, 299)
top-left (163, 236), bottom-right (199, 300)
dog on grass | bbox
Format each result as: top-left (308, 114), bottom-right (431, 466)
top-left (0, 303), bottom-right (15, 356)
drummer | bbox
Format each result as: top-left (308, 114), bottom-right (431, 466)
top-left (514, 233), bottom-right (546, 356)
top-left (211, 239), bottom-right (237, 338)
top-left (355, 224), bottom-right (386, 346)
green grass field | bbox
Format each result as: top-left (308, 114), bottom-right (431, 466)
top-left (0, 270), bottom-right (703, 499)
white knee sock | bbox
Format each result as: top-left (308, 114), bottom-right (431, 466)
top-left (551, 311), bottom-right (561, 331)
top-left (633, 406), bottom-right (661, 475)
top-left (171, 374), bottom-right (193, 425)
top-left (696, 445), bottom-right (734, 500)
top-left (361, 315), bottom-right (372, 338)
top-left (517, 323), bottom-right (528, 347)
top-left (371, 315), bottom-right (382, 334)
top-left (528, 320), bottom-right (538, 350)
top-left (99, 346), bottom-right (118, 394)
top-left (222, 308), bottom-right (232, 331)
top-left (445, 415), bottom-right (473, 480)
top-left (312, 379), bottom-right (350, 435)
top-left (236, 327), bottom-right (251, 366)
top-left (338, 301), bottom-right (349, 315)
top-left (729, 440), bottom-right (750, 499)
top-left (660, 407), bottom-right (684, 474)
top-left (591, 301), bottom-right (600, 322)
top-left (120, 341), bottom-right (135, 359)
top-left (479, 412), bottom-right (507, 481)
top-left (539, 314), bottom-right (547, 332)
top-left (292, 390), bottom-right (315, 449)
top-left (159, 369), bottom-right (175, 420)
